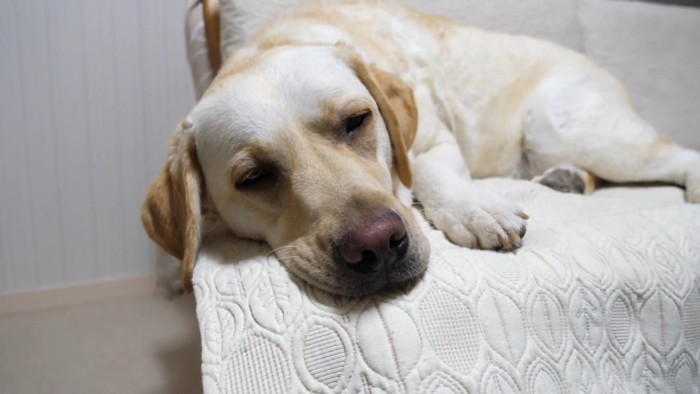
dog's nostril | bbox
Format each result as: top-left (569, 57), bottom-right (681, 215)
top-left (389, 233), bottom-right (406, 250)
top-left (347, 250), bottom-right (379, 274)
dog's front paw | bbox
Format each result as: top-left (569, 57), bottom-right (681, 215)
top-left (424, 191), bottom-right (528, 251)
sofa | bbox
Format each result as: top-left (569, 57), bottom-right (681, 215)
top-left (183, 1), bottom-right (700, 392)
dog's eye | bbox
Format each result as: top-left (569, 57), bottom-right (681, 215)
top-left (345, 111), bottom-right (370, 135)
top-left (235, 168), bottom-right (273, 190)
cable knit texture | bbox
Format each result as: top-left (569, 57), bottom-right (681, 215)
top-left (194, 179), bottom-right (700, 393)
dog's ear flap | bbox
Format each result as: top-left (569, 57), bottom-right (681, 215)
top-left (367, 65), bottom-right (418, 151)
top-left (141, 120), bottom-right (203, 292)
top-left (340, 48), bottom-right (417, 187)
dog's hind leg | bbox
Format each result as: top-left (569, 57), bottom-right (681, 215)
top-left (524, 68), bottom-right (700, 202)
top-left (588, 135), bottom-right (700, 203)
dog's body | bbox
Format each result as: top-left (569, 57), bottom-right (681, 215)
top-left (143, 2), bottom-right (700, 296)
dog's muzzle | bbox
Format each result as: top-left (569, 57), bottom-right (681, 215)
top-left (333, 210), bottom-right (410, 276)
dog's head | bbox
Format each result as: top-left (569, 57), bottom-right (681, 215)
top-left (142, 45), bottom-right (430, 296)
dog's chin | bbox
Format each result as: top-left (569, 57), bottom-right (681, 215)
top-left (279, 230), bottom-right (430, 298)
top-left (325, 255), bottom-right (428, 298)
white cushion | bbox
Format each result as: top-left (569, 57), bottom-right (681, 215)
top-left (194, 180), bottom-right (700, 393)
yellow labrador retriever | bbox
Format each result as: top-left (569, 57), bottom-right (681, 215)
top-left (142, 2), bottom-right (700, 296)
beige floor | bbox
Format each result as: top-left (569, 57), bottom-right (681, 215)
top-left (0, 291), bottom-right (201, 394)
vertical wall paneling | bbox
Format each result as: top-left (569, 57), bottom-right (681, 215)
top-left (139, 1), bottom-right (170, 181)
top-left (16, 0), bottom-right (66, 289)
top-left (0, 0), bottom-right (195, 294)
top-left (138, 0), bottom-right (167, 274)
top-left (113, 0), bottom-right (151, 276)
top-left (165, 2), bottom-right (193, 130)
top-left (47, 0), bottom-right (99, 283)
top-left (0, 1), bottom-right (36, 292)
top-left (82, 0), bottom-right (124, 278)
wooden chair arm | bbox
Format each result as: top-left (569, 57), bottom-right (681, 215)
top-left (202, 0), bottom-right (222, 74)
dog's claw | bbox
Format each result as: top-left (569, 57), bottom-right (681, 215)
top-left (423, 188), bottom-right (528, 252)
top-left (518, 225), bottom-right (527, 237)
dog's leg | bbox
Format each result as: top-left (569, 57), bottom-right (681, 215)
top-left (582, 132), bottom-right (700, 203)
top-left (410, 84), bottom-right (528, 250)
top-left (532, 165), bottom-right (597, 194)
top-left (603, 141), bottom-right (700, 203)
top-left (412, 131), bottom-right (528, 251)
top-left (524, 70), bottom-right (700, 202)
top-left (554, 116), bottom-right (700, 202)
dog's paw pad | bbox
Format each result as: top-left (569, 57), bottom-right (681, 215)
top-left (533, 166), bottom-right (588, 194)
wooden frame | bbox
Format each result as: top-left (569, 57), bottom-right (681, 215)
top-left (202, 0), bottom-right (223, 74)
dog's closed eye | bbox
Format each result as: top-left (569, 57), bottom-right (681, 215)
top-left (235, 166), bottom-right (277, 190)
top-left (345, 111), bottom-right (371, 135)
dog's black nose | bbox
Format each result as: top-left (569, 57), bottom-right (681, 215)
top-left (334, 210), bottom-right (409, 274)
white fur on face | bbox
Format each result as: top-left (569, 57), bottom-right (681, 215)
top-left (191, 46), bottom-right (396, 240)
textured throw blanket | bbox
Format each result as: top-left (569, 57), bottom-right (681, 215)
top-left (194, 179), bottom-right (700, 393)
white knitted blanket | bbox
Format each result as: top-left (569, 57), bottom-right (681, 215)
top-left (193, 179), bottom-right (700, 393)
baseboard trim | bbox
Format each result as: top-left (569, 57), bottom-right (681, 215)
top-left (0, 275), bottom-right (159, 317)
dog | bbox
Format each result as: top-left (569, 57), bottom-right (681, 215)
top-left (142, 2), bottom-right (700, 297)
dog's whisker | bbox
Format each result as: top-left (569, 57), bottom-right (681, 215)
top-left (266, 245), bottom-right (299, 259)
top-left (275, 251), bottom-right (304, 262)
top-left (277, 254), bottom-right (303, 260)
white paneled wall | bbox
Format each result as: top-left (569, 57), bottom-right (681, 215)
top-left (0, 0), bottom-right (195, 294)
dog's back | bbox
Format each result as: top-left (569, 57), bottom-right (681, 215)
top-left (238, 2), bottom-right (603, 177)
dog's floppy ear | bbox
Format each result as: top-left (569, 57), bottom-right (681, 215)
top-left (339, 47), bottom-right (418, 187)
top-left (141, 120), bottom-right (203, 292)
